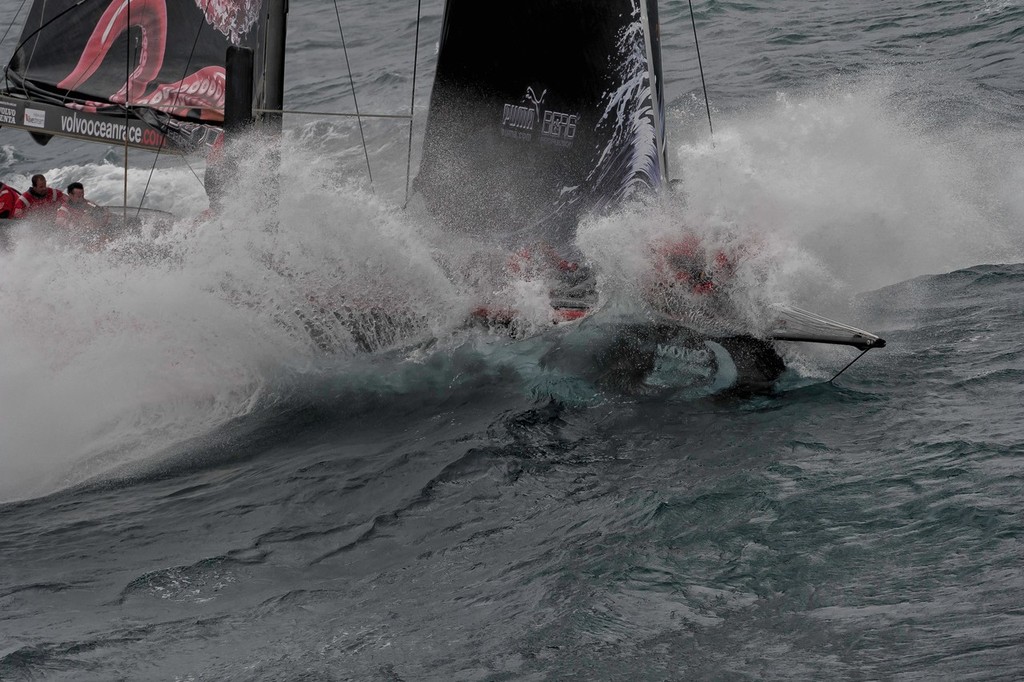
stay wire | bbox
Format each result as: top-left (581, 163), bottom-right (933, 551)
top-left (4, 0), bottom-right (89, 100)
top-left (0, 0), bottom-right (30, 58)
top-left (29, 0), bottom-right (152, 108)
top-left (138, 0), bottom-right (217, 216)
top-left (687, 0), bottom-right (714, 138)
top-left (255, 107), bottom-right (409, 120)
top-left (828, 348), bottom-right (872, 384)
top-left (333, 0), bottom-right (373, 192)
top-left (685, 0), bottom-right (729, 202)
top-left (403, 0), bottom-right (422, 208)
top-left (123, 0), bottom-right (130, 219)
top-left (177, 155), bottom-right (206, 186)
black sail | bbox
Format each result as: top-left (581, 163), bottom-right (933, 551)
top-left (1, 0), bottom-right (270, 152)
top-left (415, 0), bottom-right (668, 249)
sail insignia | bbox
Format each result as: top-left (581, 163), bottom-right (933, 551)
top-left (415, 0), bottom-right (668, 248)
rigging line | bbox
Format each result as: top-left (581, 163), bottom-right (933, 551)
top-left (138, 0), bottom-right (218, 215)
top-left (403, 0), bottom-right (423, 209)
top-left (0, 0), bottom-right (30, 55)
top-left (25, 0), bottom-right (49, 95)
top-left (4, 0), bottom-right (86, 103)
top-left (140, 135), bottom-right (209, 208)
top-left (687, 0), bottom-right (714, 138)
top-left (123, 0), bottom-right (130, 220)
top-left (177, 153), bottom-right (205, 186)
top-left (48, 0), bottom-right (128, 107)
top-left (828, 348), bottom-right (872, 384)
top-left (333, 0), bottom-right (374, 191)
top-left (253, 107), bottom-right (411, 120)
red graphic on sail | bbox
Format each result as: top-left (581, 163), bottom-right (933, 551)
top-left (6, 0), bottom-right (267, 124)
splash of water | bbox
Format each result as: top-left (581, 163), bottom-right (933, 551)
top-left (670, 75), bottom-right (1024, 294)
top-left (0, 137), bottom-right (465, 500)
top-left (4, 72), bottom-right (1021, 499)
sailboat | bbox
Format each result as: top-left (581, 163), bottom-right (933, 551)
top-left (0, 0), bottom-right (285, 241)
top-left (0, 0), bottom-right (884, 391)
top-left (413, 0), bottom-right (884, 389)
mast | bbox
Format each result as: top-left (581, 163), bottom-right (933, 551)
top-left (208, 46), bottom-right (254, 209)
top-left (640, 0), bottom-right (669, 184)
top-left (224, 47), bottom-right (255, 132)
top-left (261, 0), bottom-right (288, 132)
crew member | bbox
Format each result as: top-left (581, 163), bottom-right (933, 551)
top-left (0, 181), bottom-right (28, 250)
top-left (56, 182), bottom-right (111, 248)
top-left (648, 233), bottom-right (737, 296)
top-left (21, 174), bottom-right (65, 216)
top-left (0, 181), bottom-right (28, 219)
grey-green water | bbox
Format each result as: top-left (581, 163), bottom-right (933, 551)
top-left (2, 2), bottom-right (1023, 679)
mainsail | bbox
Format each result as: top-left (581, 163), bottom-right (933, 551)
top-left (415, 0), bottom-right (668, 249)
top-left (0, 0), bottom-right (269, 153)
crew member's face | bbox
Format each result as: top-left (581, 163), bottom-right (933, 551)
top-left (34, 178), bottom-right (46, 190)
top-left (70, 188), bottom-right (85, 202)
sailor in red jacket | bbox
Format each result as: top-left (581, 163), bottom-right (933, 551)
top-left (0, 181), bottom-right (29, 250)
top-left (56, 182), bottom-right (112, 249)
top-left (0, 182), bottom-right (28, 219)
top-left (21, 174), bottom-right (65, 215)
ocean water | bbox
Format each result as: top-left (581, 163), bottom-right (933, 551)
top-left (2, 1), bottom-right (1024, 680)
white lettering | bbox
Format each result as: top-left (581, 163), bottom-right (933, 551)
top-left (502, 104), bottom-right (535, 131)
top-left (59, 111), bottom-right (152, 144)
top-left (499, 88), bottom-right (579, 146)
top-left (656, 343), bottom-right (712, 365)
